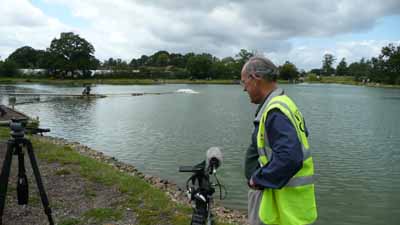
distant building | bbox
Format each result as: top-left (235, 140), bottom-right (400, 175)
top-left (18, 69), bottom-right (141, 77)
top-left (18, 69), bottom-right (47, 76)
top-left (90, 70), bottom-right (114, 76)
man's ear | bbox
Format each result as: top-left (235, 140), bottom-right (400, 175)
top-left (251, 74), bottom-right (263, 81)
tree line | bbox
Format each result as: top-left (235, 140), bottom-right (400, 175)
top-left (0, 32), bottom-right (399, 84)
top-left (309, 44), bottom-right (400, 84)
top-left (0, 32), bottom-right (255, 80)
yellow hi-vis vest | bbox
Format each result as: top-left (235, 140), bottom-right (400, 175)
top-left (256, 92), bottom-right (317, 225)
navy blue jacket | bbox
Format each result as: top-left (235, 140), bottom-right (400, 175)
top-left (244, 95), bottom-right (308, 189)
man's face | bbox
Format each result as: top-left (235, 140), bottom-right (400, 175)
top-left (241, 70), bottom-right (259, 104)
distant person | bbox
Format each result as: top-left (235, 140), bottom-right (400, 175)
top-left (241, 56), bottom-right (317, 225)
top-left (82, 85), bottom-right (91, 96)
top-left (0, 105), bottom-right (6, 117)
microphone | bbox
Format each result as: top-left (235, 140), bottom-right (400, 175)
top-left (206, 147), bottom-right (223, 174)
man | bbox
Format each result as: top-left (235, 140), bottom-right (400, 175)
top-left (82, 85), bottom-right (91, 96)
top-left (241, 56), bottom-right (317, 225)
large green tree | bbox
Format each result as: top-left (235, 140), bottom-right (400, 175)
top-left (48, 32), bottom-right (97, 77)
top-left (336, 58), bottom-right (348, 76)
top-left (169, 53), bottom-right (185, 67)
top-left (378, 43), bottom-right (400, 84)
top-left (348, 58), bottom-right (371, 81)
top-left (7, 46), bottom-right (40, 68)
top-left (279, 61), bottom-right (299, 80)
top-left (322, 53), bottom-right (336, 76)
top-left (186, 54), bottom-right (213, 79)
top-left (235, 49), bottom-right (254, 67)
top-left (0, 59), bottom-right (19, 76)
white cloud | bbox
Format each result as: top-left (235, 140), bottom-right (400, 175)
top-left (267, 40), bottom-right (400, 70)
top-left (0, 0), bottom-right (69, 60)
top-left (1, 0), bottom-right (399, 69)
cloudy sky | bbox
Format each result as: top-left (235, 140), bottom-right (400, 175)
top-left (1, 0), bottom-right (400, 70)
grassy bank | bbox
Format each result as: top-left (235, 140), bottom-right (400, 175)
top-left (2, 76), bottom-right (398, 88)
top-left (0, 127), bottom-right (235, 225)
top-left (305, 76), bottom-right (358, 85)
top-left (304, 76), bottom-right (400, 88)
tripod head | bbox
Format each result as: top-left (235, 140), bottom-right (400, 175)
top-left (0, 118), bottom-right (50, 139)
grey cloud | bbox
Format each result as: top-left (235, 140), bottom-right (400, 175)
top-left (1, 0), bottom-right (400, 69)
top-left (129, 0), bottom-right (400, 58)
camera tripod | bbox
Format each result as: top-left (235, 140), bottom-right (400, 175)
top-left (0, 119), bottom-right (54, 225)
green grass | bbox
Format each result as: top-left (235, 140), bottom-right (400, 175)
top-left (304, 75), bottom-right (357, 84)
top-left (1, 75), bottom-right (399, 88)
top-left (83, 187), bottom-right (97, 198)
top-left (58, 217), bottom-right (81, 225)
top-left (304, 75), bottom-right (400, 88)
top-left (55, 168), bottom-right (72, 176)
top-left (0, 128), bottom-right (236, 225)
top-left (29, 195), bottom-right (40, 205)
top-left (83, 208), bottom-right (123, 223)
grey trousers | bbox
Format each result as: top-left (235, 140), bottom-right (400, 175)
top-left (248, 189), bottom-right (266, 225)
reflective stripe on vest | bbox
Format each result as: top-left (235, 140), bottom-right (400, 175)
top-left (257, 145), bottom-right (313, 187)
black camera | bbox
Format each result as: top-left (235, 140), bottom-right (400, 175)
top-left (0, 118), bottom-right (50, 138)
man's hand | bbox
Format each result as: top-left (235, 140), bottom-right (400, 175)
top-left (249, 178), bottom-right (260, 189)
top-left (249, 178), bottom-right (255, 187)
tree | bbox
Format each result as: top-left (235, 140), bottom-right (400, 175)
top-left (136, 55), bottom-right (149, 67)
top-left (129, 58), bottom-right (138, 68)
top-left (279, 61), bottom-right (299, 80)
top-left (156, 52), bottom-right (169, 67)
top-left (48, 32), bottom-right (96, 77)
top-left (0, 59), bottom-right (19, 77)
top-left (114, 58), bottom-right (129, 70)
top-left (347, 58), bottom-right (371, 81)
top-left (378, 43), bottom-right (400, 84)
top-left (322, 53), bottom-right (336, 76)
top-left (169, 53), bottom-right (185, 67)
top-left (7, 46), bottom-right (41, 68)
top-left (147, 50), bottom-right (170, 67)
top-left (0, 59), bottom-right (3, 77)
top-left (186, 54), bottom-right (213, 79)
top-left (336, 58), bottom-right (348, 76)
top-left (235, 49), bottom-right (254, 67)
top-left (221, 57), bottom-right (235, 65)
top-left (210, 61), bottom-right (227, 79)
top-left (309, 68), bottom-right (321, 75)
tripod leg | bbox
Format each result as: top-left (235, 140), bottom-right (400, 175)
top-left (0, 141), bottom-right (14, 225)
top-left (17, 146), bottom-right (29, 205)
top-left (24, 140), bottom-right (54, 225)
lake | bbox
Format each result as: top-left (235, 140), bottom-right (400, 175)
top-left (1, 83), bottom-right (400, 225)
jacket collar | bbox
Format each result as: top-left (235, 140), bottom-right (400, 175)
top-left (254, 88), bottom-right (284, 122)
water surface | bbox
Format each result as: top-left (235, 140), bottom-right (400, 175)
top-left (1, 83), bottom-right (400, 224)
